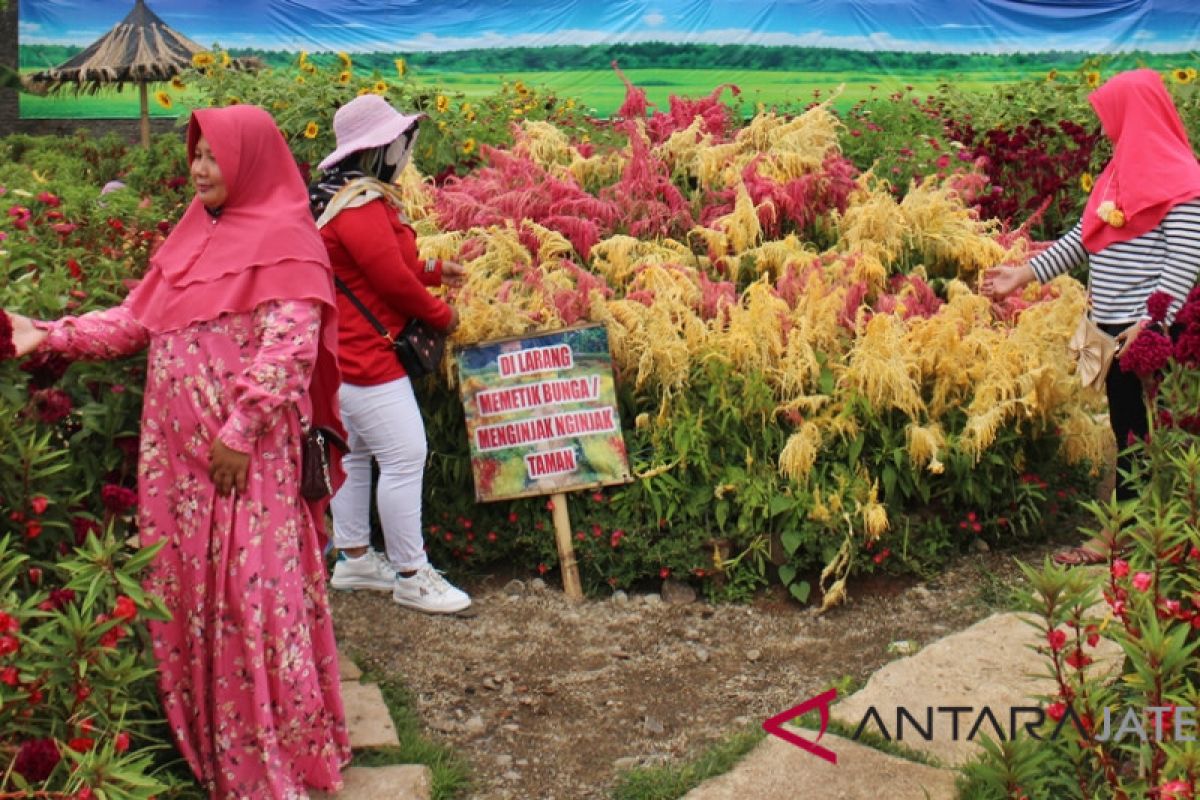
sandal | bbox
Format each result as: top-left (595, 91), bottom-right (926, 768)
top-left (1052, 545), bottom-right (1111, 567)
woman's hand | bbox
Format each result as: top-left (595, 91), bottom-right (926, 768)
top-left (209, 438), bottom-right (250, 497)
top-left (1115, 320), bottom-right (1147, 360)
top-left (445, 305), bottom-right (460, 334)
top-left (5, 311), bottom-right (48, 357)
top-left (442, 260), bottom-right (467, 288)
top-left (980, 264), bottom-right (1036, 300)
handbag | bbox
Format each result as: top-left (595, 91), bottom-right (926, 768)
top-left (301, 426), bottom-right (349, 500)
top-left (1067, 312), bottom-right (1116, 392)
top-left (334, 276), bottom-right (447, 379)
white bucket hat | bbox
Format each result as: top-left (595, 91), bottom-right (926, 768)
top-left (317, 94), bottom-right (423, 172)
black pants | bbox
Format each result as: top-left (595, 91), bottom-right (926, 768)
top-left (1101, 323), bottom-right (1148, 503)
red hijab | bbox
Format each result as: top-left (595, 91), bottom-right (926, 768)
top-left (1082, 69), bottom-right (1200, 253)
top-left (126, 105), bottom-right (346, 532)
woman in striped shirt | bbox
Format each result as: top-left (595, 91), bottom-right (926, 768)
top-left (982, 68), bottom-right (1200, 565)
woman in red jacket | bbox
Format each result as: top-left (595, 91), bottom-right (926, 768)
top-left (310, 95), bottom-right (470, 613)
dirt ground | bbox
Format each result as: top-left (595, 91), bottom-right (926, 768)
top-left (330, 538), bottom-right (1062, 800)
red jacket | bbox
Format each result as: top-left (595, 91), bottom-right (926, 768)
top-left (320, 199), bottom-right (453, 385)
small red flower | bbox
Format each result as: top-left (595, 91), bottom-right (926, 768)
top-left (1046, 628), bottom-right (1067, 652)
top-left (1160, 779), bottom-right (1193, 800)
top-left (24, 520), bottom-right (42, 539)
top-left (113, 595), bottom-right (137, 621)
top-left (0, 666), bottom-right (19, 686)
top-left (1046, 702), bottom-right (1066, 721)
top-left (12, 738), bottom-right (60, 782)
top-left (1111, 559), bottom-right (1130, 578)
top-left (659, 567), bottom-right (670, 579)
top-left (1064, 649), bottom-right (1093, 669)
top-left (536, 563), bottom-right (549, 575)
top-left (29, 495), bottom-right (49, 515)
top-left (545, 500), bottom-right (555, 511)
top-left (0, 611), bottom-right (19, 634)
top-left (0, 635), bottom-right (20, 657)
top-left (100, 483), bottom-right (137, 513)
top-left (1132, 572), bottom-right (1153, 592)
top-left (68, 737), bottom-right (94, 753)
top-left (113, 731), bottom-right (131, 753)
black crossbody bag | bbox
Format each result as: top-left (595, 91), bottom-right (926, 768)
top-left (334, 276), bottom-right (447, 380)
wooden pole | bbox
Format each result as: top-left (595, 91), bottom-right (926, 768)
top-left (137, 80), bottom-right (150, 148)
top-left (549, 491), bottom-right (583, 602)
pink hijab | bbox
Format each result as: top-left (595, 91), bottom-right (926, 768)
top-left (126, 105), bottom-right (346, 533)
top-left (1082, 69), bottom-right (1200, 253)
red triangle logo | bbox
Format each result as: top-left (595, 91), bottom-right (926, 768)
top-left (762, 688), bottom-right (838, 764)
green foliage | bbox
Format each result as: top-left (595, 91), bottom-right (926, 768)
top-left (611, 726), bottom-right (762, 800)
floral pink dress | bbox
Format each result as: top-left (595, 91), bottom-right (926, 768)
top-left (44, 298), bottom-right (350, 800)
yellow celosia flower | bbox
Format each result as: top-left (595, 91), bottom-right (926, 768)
top-left (304, 121), bottom-right (319, 139)
top-left (863, 502), bottom-right (888, 539)
top-left (338, 70), bottom-right (351, 85)
top-left (192, 52), bottom-right (215, 68)
top-left (337, 51), bottom-right (352, 69)
top-left (779, 422), bottom-right (822, 483)
top-left (394, 58), bottom-right (407, 77)
top-left (435, 95), bottom-right (449, 113)
top-left (154, 91), bottom-right (172, 109)
top-left (1080, 172), bottom-right (1093, 192)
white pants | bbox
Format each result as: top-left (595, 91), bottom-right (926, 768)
top-left (331, 378), bottom-right (430, 571)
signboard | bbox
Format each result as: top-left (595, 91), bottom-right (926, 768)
top-left (457, 324), bottom-right (631, 503)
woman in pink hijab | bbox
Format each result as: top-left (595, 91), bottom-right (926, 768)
top-left (982, 69), bottom-right (1200, 564)
top-left (5, 106), bottom-right (351, 797)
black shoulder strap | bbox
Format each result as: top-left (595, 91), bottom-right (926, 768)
top-left (333, 275), bottom-right (392, 341)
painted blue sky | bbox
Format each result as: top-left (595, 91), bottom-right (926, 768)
top-left (19, 0), bottom-right (1200, 53)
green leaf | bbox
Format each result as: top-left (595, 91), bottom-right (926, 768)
top-left (778, 564), bottom-right (797, 585)
top-left (789, 581), bottom-right (811, 603)
top-left (780, 529), bottom-right (803, 556)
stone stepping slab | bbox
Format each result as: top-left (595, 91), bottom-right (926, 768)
top-left (832, 611), bottom-right (1123, 766)
top-left (683, 732), bottom-right (956, 800)
top-left (312, 765), bottom-right (432, 800)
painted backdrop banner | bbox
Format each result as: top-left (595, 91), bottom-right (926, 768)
top-left (18, 0), bottom-right (1200, 118)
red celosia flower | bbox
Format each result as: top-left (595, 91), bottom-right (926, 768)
top-left (12, 738), bottom-right (61, 782)
top-left (1121, 328), bottom-right (1173, 378)
top-left (36, 191), bottom-right (61, 207)
top-left (31, 387), bottom-right (73, 424)
top-left (0, 308), bottom-right (16, 360)
top-left (1147, 291), bottom-right (1174, 324)
top-left (100, 484), bottom-right (137, 513)
top-left (19, 350), bottom-right (71, 388)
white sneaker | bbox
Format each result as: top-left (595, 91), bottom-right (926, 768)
top-left (330, 549), bottom-right (396, 592)
top-left (392, 565), bottom-right (471, 614)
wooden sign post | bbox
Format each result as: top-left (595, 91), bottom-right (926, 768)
top-left (456, 324), bottom-right (631, 599)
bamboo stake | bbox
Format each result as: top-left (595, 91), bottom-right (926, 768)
top-left (550, 491), bottom-right (583, 602)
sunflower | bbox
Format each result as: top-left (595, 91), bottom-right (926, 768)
top-left (1174, 68), bottom-right (1193, 84)
top-left (192, 52), bottom-right (215, 68)
top-left (302, 61), bottom-right (317, 74)
top-left (296, 75), bottom-right (306, 85)
top-left (227, 96), bottom-right (241, 105)
top-left (220, 51), bottom-right (231, 68)
top-left (1080, 172), bottom-right (1094, 192)
top-left (337, 51), bottom-right (352, 69)
top-left (154, 91), bottom-right (172, 109)
top-left (338, 70), bottom-right (351, 85)
top-left (298, 50), bottom-right (309, 68)
top-left (435, 94), bottom-right (449, 113)
top-left (1190, 67), bottom-right (1199, 82)
top-left (461, 137), bottom-right (476, 155)
top-left (1045, 69), bottom-right (1058, 82)
top-left (357, 87), bottom-right (371, 96)
top-left (1085, 71), bottom-right (1101, 88)
top-left (394, 58), bottom-right (406, 78)
top-left (304, 121), bottom-right (319, 139)
top-left (171, 76), bottom-right (186, 90)
top-left (373, 80), bottom-right (388, 94)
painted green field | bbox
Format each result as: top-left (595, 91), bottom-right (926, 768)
top-left (18, 67), bottom-right (1039, 119)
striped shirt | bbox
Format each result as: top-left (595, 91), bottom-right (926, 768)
top-left (1029, 198), bottom-right (1200, 325)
